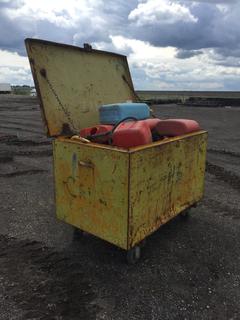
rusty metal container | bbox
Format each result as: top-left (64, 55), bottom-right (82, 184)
top-left (25, 38), bottom-right (208, 263)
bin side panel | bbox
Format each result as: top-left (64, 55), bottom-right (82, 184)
top-left (53, 140), bottom-right (129, 249)
top-left (128, 132), bottom-right (207, 248)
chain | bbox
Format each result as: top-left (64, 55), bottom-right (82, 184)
top-left (42, 71), bottom-right (77, 132)
top-left (41, 70), bottom-right (146, 133)
top-left (122, 75), bottom-right (141, 102)
top-left (121, 74), bottom-right (157, 117)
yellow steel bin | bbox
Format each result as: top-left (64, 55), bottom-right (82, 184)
top-left (25, 38), bottom-right (207, 263)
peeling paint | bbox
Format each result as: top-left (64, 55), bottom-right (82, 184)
top-left (54, 132), bottom-right (207, 251)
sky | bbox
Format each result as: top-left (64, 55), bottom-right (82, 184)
top-left (0, 0), bottom-right (240, 90)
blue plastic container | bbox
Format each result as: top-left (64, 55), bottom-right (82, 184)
top-left (99, 103), bottom-right (150, 125)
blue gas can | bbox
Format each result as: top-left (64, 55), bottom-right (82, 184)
top-left (99, 103), bottom-right (150, 125)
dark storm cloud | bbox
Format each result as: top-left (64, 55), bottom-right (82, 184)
top-left (127, 0), bottom-right (240, 64)
top-left (0, 0), bottom-right (138, 55)
top-left (0, 0), bottom-right (23, 9)
top-left (0, 14), bottom-right (23, 52)
top-left (215, 47), bottom-right (240, 59)
top-left (128, 2), bottom-right (233, 50)
top-left (72, 1), bottom-right (139, 46)
top-left (0, 1), bottom-right (79, 54)
top-left (0, 0), bottom-right (240, 65)
top-left (0, 0), bottom-right (28, 54)
top-left (176, 49), bottom-right (203, 59)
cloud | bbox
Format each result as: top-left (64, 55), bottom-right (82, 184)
top-left (1, 0), bottom-right (240, 55)
top-left (127, 2), bottom-right (219, 49)
top-left (176, 49), bottom-right (203, 59)
top-left (186, 0), bottom-right (238, 3)
top-left (95, 35), bottom-right (240, 90)
top-left (0, 1), bottom-right (28, 54)
top-left (128, 0), bottom-right (198, 26)
top-left (0, 49), bottom-right (28, 67)
top-left (125, 0), bottom-right (240, 58)
top-left (0, 49), bottom-right (32, 84)
top-left (0, 0), bottom-right (139, 53)
top-left (0, 0), bottom-right (240, 89)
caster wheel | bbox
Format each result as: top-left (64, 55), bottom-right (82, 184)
top-left (72, 227), bottom-right (84, 240)
top-left (139, 239), bottom-right (147, 248)
top-left (126, 246), bottom-right (141, 264)
top-left (180, 209), bottom-right (190, 220)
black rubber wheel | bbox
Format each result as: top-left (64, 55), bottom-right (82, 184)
top-left (180, 209), bottom-right (190, 220)
top-left (126, 246), bottom-right (141, 264)
top-left (72, 227), bottom-right (84, 240)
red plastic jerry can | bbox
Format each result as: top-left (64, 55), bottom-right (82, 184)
top-left (80, 125), bottom-right (113, 143)
top-left (143, 118), bottom-right (162, 142)
top-left (143, 118), bottom-right (161, 130)
top-left (112, 120), bottom-right (152, 148)
top-left (156, 119), bottom-right (200, 136)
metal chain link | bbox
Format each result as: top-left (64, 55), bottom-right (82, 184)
top-left (122, 75), bottom-right (141, 102)
top-left (42, 71), bottom-right (145, 132)
top-left (43, 73), bottom-right (77, 132)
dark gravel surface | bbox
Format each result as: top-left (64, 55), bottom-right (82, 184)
top-left (0, 96), bottom-right (240, 320)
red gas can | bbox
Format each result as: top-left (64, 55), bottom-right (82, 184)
top-left (80, 125), bottom-right (113, 143)
top-left (112, 120), bottom-right (152, 148)
top-left (143, 118), bottom-right (161, 130)
top-left (156, 119), bottom-right (200, 136)
top-left (143, 118), bottom-right (162, 142)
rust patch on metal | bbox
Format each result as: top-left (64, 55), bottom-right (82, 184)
top-left (128, 132), bottom-right (208, 248)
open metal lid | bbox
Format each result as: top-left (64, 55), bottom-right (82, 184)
top-left (25, 38), bottom-right (136, 137)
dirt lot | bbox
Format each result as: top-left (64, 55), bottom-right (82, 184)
top-left (0, 95), bottom-right (239, 320)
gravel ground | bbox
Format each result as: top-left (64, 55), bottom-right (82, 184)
top-left (0, 95), bottom-right (239, 320)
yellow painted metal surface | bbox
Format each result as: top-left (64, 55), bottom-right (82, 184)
top-left (53, 132), bottom-right (207, 251)
top-left (25, 38), bottom-right (135, 137)
top-left (53, 138), bottom-right (129, 249)
top-left (128, 131), bottom-right (208, 247)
